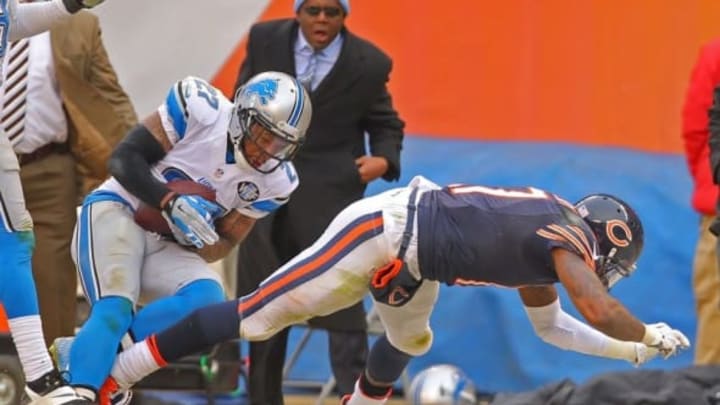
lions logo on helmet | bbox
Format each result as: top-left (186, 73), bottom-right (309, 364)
top-left (228, 71), bottom-right (312, 174)
top-left (574, 193), bottom-right (644, 289)
top-left (408, 364), bottom-right (477, 405)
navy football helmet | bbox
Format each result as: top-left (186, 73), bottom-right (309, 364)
top-left (574, 194), bottom-right (644, 289)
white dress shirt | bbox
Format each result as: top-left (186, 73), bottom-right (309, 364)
top-left (7, 31), bottom-right (67, 154)
top-left (294, 30), bottom-right (343, 91)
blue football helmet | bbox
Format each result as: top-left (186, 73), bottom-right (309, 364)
top-left (574, 193), bottom-right (644, 289)
top-left (229, 71), bottom-right (312, 173)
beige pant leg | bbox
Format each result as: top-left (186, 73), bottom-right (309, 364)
top-left (693, 214), bottom-right (720, 364)
top-left (20, 153), bottom-right (78, 344)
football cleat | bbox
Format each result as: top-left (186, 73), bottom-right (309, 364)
top-left (98, 376), bottom-right (133, 405)
top-left (24, 369), bottom-right (92, 404)
top-left (49, 336), bottom-right (74, 372)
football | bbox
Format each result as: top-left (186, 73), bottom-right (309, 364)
top-left (133, 180), bottom-right (217, 236)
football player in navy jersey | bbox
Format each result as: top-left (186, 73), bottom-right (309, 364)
top-left (102, 175), bottom-right (689, 405)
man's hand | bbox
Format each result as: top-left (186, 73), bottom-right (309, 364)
top-left (62, 0), bottom-right (105, 14)
top-left (355, 156), bottom-right (388, 183)
top-left (161, 195), bottom-right (222, 249)
top-left (642, 322), bottom-right (691, 358)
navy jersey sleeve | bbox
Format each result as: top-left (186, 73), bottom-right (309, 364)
top-left (536, 222), bottom-right (596, 270)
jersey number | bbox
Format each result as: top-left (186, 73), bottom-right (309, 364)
top-left (449, 185), bottom-right (548, 199)
top-left (193, 79), bottom-right (219, 110)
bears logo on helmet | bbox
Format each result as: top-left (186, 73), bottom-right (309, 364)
top-left (574, 193), bottom-right (644, 289)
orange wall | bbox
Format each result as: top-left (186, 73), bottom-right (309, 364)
top-left (213, 0), bottom-right (720, 153)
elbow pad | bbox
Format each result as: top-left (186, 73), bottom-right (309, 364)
top-left (109, 124), bottom-right (171, 208)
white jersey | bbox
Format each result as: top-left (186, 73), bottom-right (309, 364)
top-left (98, 76), bottom-right (299, 219)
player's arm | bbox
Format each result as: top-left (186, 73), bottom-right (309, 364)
top-left (10, 0), bottom-right (103, 40)
top-left (552, 248), bottom-right (646, 341)
top-left (518, 283), bottom-right (650, 364)
top-left (190, 210), bottom-right (256, 263)
top-left (108, 112), bottom-right (174, 209)
top-left (541, 248), bottom-right (689, 358)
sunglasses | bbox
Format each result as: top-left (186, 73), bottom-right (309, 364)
top-left (303, 6), bottom-right (343, 18)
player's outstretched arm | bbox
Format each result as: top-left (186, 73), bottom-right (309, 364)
top-left (519, 285), bottom-right (657, 365)
top-left (552, 248), bottom-right (689, 357)
top-left (11, 0), bottom-right (105, 40)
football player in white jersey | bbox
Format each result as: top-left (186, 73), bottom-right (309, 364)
top-left (0, 0), bottom-right (110, 404)
top-left (51, 71), bottom-right (311, 403)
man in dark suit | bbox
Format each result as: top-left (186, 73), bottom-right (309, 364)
top-left (234, 0), bottom-right (404, 403)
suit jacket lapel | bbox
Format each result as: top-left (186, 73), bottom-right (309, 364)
top-left (312, 30), bottom-right (364, 105)
top-left (264, 20), bottom-right (297, 76)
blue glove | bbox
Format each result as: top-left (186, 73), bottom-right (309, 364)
top-left (161, 195), bottom-right (222, 249)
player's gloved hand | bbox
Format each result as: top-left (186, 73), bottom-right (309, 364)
top-left (167, 222), bottom-right (195, 247)
top-left (161, 194), bottom-right (222, 249)
top-left (642, 322), bottom-right (691, 358)
top-left (631, 342), bottom-right (660, 367)
top-left (62, 0), bottom-right (105, 14)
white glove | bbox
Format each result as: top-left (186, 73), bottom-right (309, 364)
top-left (631, 342), bottom-right (660, 367)
top-left (642, 322), bottom-right (691, 358)
top-left (167, 222), bottom-right (194, 247)
top-left (161, 194), bottom-right (221, 249)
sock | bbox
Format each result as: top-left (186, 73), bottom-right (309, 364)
top-left (69, 297), bottom-right (133, 389)
top-left (359, 373), bottom-right (393, 398)
top-left (345, 375), bottom-right (392, 405)
top-left (130, 279), bottom-right (224, 340)
top-left (9, 315), bottom-right (54, 381)
top-left (367, 335), bottom-right (412, 382)
top-left (111, 338), bottom-right (163, 388)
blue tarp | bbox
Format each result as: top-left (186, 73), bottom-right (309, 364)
top-left (284, 136), bottom-right (698, 393)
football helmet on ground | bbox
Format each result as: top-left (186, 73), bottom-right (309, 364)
top-left (407, 364), bottom-right (476, 405)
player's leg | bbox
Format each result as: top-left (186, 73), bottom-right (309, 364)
top-left (344, 280), bottom-right (440, 405)
top-left (109, 191), bottom-right (397, 388)
top-left (129, 239), bottom-right (226, 340)
top-left (66, 199), bottom-right (145, 400)
top-left (0, 137), bottom-right (84, 401)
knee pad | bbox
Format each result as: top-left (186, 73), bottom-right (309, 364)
top-left (177, 279), bottom-right (225, 308)
top-left (388, 328), bottom-right (433, 357)
top-left (91, 296), bottom-right (134, 333)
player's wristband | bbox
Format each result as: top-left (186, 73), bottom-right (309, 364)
top-left (641, 324), bottom-right (660, 346)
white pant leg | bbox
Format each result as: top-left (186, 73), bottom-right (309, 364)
top-left (0, 133), bottom-right (32, 232)
top-left (138, 235), bottom-right (223, 304)
top-left (238, 188), bottom-right (404, 341)
top-left (72, 201), bottom-right (146, 304)
top-left (373, 280), bottom-right (440, 356)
